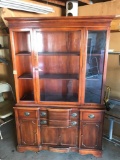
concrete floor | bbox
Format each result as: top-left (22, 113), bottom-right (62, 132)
top-left (0, 120), bottom-right (120, 160)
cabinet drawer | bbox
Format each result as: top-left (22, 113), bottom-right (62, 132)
top-left (49, 120), bottom-right (78, 127)
top-left (40, 120), bottom-right (78, 127)
top-left (49, 120), bottom-right (70, 127)
top-left (48, 109), bottom-right (70, 120)
top-left (81, 112), bottom-right (103, 121)
top-left (18, 109), bottom-right (38, 118)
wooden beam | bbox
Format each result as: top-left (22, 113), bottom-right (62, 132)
top-left (36, 0), bottom-right (91, 7)
top-left (78, 0), bottom-right (90, 4)
top-left (37, 0), bottom-right (65, 6)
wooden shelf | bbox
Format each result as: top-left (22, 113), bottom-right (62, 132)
top-left (0, 47), bottom-right (9, 50)
top-left (39, 73), bottom-right (79, 80)
top-left (38, 52), bottom-right (80, 56)
top-left (110, 30), bottom-right (120, 33)
top-left (0, 33), bottom-right (9, 36)
top-left (18, 73), bottom-right (79, 80)
top-left (18, 73), bottom-right (33, 79)
top-left (20, 92), bottom-right (34, 101)
top-left (40, 94), bottom-right (78, 102)
top-left (16, 51), bottom-right (31, 55)
top-left (108, 52), bottom-right (120, 55)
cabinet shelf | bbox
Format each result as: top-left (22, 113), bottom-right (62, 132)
top-left (18, 73), bottom-right (33, 79)
top-left (0, 33), bottom-right (9, 36)
top-left (16, 51), bottom-right (31, 55)
top-left (20, 92), bottom-right (34, 101)
top-left (40, 94), bottom-right (78, 102)
top-left (39, 73), bottom-right (79, 80)
top-left (18, 73), bottom-right (79, 80)
top-left (38, 52), bottom-right (80, 56)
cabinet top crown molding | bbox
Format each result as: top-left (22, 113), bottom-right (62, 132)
top-left (5, 16), bottom-right (115, 28)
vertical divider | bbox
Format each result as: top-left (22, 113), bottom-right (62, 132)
top-left (31, 29), bottom-right (37, 103)
top-left (32, 29), bottom-right (40, 103)
top-left (79, 28), bottom-right (88, 104)
top-left (101, 28), bottom-right (110, 104)
top-left (9, 29), bottom-right (19, 103)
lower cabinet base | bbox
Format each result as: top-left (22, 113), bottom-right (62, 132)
top-left (17, 145), bottom-right (79, 153)
top-left (17, 145), bottom-right (42, 153)
top-left (79, 149), bottom-right (102, 158)
top-left (17, 145), bottom-right (102, 157)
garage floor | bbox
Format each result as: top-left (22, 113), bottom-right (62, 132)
top-left (0, 120), bottom-right (120, 160)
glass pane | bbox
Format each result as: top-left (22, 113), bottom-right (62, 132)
top-left (36, 31), bottom-right (81, 102)
top-left (85, 31), bottom-right (107, 103)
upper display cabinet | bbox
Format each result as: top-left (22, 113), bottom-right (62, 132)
top-left (35, 29), bottom-right (81, 103)
top-left (6, 16), bottom-right (114, 105)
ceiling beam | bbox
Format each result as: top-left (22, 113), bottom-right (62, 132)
top-left (38, 0), bottom-right (65, 6)
top-left (34, 0), bottom-right (113, 7)
top-left (78, 0), bottom-right (90, 4)
top-left (37, 0), bottom-right (91, 7)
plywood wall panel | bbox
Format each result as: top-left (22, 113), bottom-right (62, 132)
top-left (78, 0), bottom-right (120, 16)
top-left (106, 54), bottom-right (120, 99)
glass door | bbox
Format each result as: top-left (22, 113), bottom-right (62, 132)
top-left (35, 30), bottom-right (81, 103)
top-left (85, 30), bottom-right (107, 104)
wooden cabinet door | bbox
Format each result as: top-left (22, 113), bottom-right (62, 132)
top-left (60, 127), bottom-right (78, 147)
top-left (41, 127), bottom-right (59, 145)
top-left (81, 122), bottom-right (102, 149)
top-left (19, 119), bottom-right (39, 145)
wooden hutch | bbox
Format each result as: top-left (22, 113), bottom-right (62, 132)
top-left (6, 16), bottom-right (114, 157)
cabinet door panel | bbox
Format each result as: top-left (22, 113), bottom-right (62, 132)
top-left (81, 122), bottom-right (102, 149)
top-left (19, 119), bottom-right (38, 145)
top-left (60, 127), bottom-right (78, 146)
top-left (41, 127), bottom-right (59, 145)
top-left (82, 111), bottom-right (103, 121)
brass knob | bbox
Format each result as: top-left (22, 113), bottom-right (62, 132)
top-left (71, 113), bottom-right (77, 117)
top-left (88, 114), bottom-right (95, 119)
top-left (40, 112), bottom-right (47, 117)
top-left (40, 120), bottom-right (47, 125)
top-left (71, 121), bottom-right (77, 126)
top-left (24, 112), bottom-right (30, 116)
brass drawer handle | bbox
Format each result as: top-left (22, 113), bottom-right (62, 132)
top-left (24, 112), bottom-right (30, 116)
top-left (40, 120), bottom-right (47, 125)
top-left (88, 114), bottom-right (95, 119)
top-left (71, 113), bottom-right (77, 117)
top-left (71, 121), bottom-right (77, 126)
top-left (40, 112), bottom-right (47, 117)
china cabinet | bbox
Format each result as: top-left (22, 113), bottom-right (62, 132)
top-left (6, 16), bottom-right (114, 157)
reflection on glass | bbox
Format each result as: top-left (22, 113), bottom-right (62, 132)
top-left (85, 31), bottom-right (106, 103)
